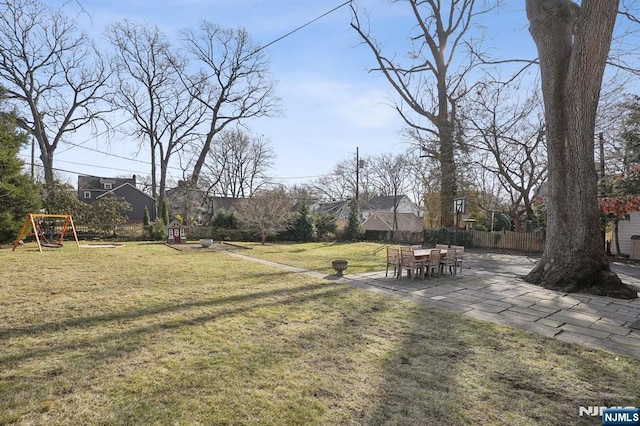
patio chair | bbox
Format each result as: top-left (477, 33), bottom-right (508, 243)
top-left (386, 247), bottom-right (400, 278)
top-left (410, 244), bottom-right (423, 250)
top-left (399, 247), bottom-right (425, 280)
top-left (435, 244), bottom-right (449, 250)
top-left (427, 249), bottom-right (441, 277)
top-left (440, 247), bottom-right (457, 275)
top-left (450, 245), bottom-right (464, 274)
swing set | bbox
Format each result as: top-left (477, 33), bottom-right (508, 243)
top-left (12, 213), bottom-right (80, 253)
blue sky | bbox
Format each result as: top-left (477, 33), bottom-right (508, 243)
top-left (27, 0), bottom-right (536, 187)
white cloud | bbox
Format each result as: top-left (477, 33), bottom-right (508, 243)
top-left (279, 74), bottom-right (401, 129)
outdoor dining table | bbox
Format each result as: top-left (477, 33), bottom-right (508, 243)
top-left (412, 248), bottom-right (448, 260)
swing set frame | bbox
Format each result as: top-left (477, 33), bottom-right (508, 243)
top-left (13, 213), bottom-right (80, 253)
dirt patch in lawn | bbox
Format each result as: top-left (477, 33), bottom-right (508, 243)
top-left (80, 243), bottom-right (126, 249)
top-left (165, 242), bottom-right (248, 252)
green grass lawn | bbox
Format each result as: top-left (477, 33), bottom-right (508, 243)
top-left (1, 241), bottom-right (638, 425)
top-left (230, 241), bottom-right (389, 274)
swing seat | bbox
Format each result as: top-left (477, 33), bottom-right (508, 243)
top-left (41, 242), bottom-right (63, 248)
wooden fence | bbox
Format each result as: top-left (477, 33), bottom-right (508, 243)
top-left (470, 230), bottom-right (545, 252)
top-left (363, 230), bottom-right (423, 244)
top-left (72, 224), bottom-right (230, 241)
top-left (47, 223), bottom-right (545, 251)
top-left (71, 224), bottom-right (147, 239)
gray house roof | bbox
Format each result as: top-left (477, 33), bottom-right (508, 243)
top-left (208, 196), bottom-right (242, 212)
top-left (362, 195), bottom-right (418, 212)
top-left (96, 183), bottom-right (157, 222)
top-left (362, 212), bottom-right (424, 232)
top-left (363, 195), bottom-right (401, 210)
top-left (311, 200), bottom-right (351, 220)
top-left (78, 175), bottom-right (137, 197)
top-left (78, 175), bottom-right (156, 222)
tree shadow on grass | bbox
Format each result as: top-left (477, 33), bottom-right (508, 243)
top-left (0, 279), bottom-right (354, 423)
top-left (359, 303), bottom-right (640, 425)
top-left (0, 280), bottom-right (343, 346)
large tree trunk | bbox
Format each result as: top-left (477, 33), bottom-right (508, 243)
top-left (524, 0), bottom-right (637, 299)
top-left (438, 86), bottom-right (456, 228)
top-left (40, 149), bottom-right (54, 185)
top-left (150, 138), bottom-right (158, 202)
top-left (440, 127), bottom-right (456, 228)
top-left (158, 156), bottom-right (169, 221)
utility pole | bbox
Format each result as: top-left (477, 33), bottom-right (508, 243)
top-left (355, 146), bottom-right (359, 206)
top-left (31, 137), bottom-right (35, 181)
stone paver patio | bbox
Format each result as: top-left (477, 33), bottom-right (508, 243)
top-left (226, 250), bottom-right (640, 360)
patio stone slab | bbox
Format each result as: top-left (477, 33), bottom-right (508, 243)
top-left (595, 317), bottom-right (630, 327)
top-left (505, 306), bottom-right (548, 320)
top-left (597, 311), bottom-right (639, 323)
top-left (512, 294), bottom-right (548, 304)
top-left (501, 309), bottom-right (543, 323)
top-left (559, 324), bottom-right (611, 339)
top-left (628, 331), bottom-right (640, 340)
top-left (553, 309), bottom-right (603, 323)
top-left (470, 302), bottom-right (509, 314)
top-left (546, 314), bottom-right (597, 328)
top-left (446, 292), bottom-right (487, 304)
top-left (524, 304), bottom-right (565, 315)
top-left (610, 335), bottom-right (640, 349)
top-left (535, 318), bottom-right (564, 328)
top-left (590, 322), bottom-right (633, 336)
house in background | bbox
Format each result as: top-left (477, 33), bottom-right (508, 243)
top-left (361, 195), bottom-right (422, 220)
top-left (165, 182), bottom-right (208, 225)
top-left (362, 212), bottom-right (425, 233)
top-left (208, 196), bottom-right (242, 215)
top-left (612, 211), bottom-right (640, 258)
top-left (165, 181), bottom-right (244, 225)
top-left (310, 199), bottom-right (351, 228)
top-left (310, 195), bottom-right (423, 232)
top-left (77, 175), bottom-right (156, 223)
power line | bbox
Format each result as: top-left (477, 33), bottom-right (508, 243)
top-left (52, 142), bottom-right (186, 171)
top-left (18, 154), bottom-right (151, 176)
top-left (246, 1), bottom-right (352, 60)
top-left (23, 155), bottom-right (339, 182)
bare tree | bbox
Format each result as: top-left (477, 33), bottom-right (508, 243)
top-left (467, 155), bottom-right (509, 212)
top-left (181, 22), bottom-right (281, 185)
top-left (351, 0), bottom-right (494, 227)
top-left (525, 0), bottom-right (636, 298)
top-left (0, 0), bottom-right (111, 184)
top-left (403, 150), bottom-right (429, 213)
top-left (235, 187), bottom-right (293, 244)
top-left (107, 20), bottom-right (205, 212)
top-left (311, 169), bottom-right (351, 202)
top-left (310, 154), bottom-right (375, 202)
top-left (368, 153), bottom-right (410, 236)
top-left (465, 81), bottom-right (548, 231)
top-left (286, 184), bottom-right (324, 208)
top-left (594, 90), bottom-right (640, 177)
top-left (202, 128), bottom-right (275, 198)
top-left (166, 179), bottom-right (211, 226)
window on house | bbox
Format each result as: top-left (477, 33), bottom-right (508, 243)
top-left (104, 183), bottom-right (112, 190)
top-left (83, 191), bottom-right (91, 199)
